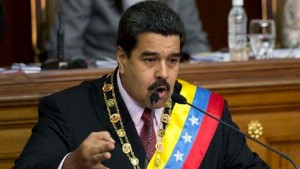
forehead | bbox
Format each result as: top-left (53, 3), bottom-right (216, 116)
top-left (134, 32), bottom-right (181, 51)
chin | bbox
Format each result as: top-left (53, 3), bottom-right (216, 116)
top-left (153, 99), bottom-right (168, 109)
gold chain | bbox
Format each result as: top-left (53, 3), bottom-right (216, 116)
top-left (102, 72), bottom-right (172, 169)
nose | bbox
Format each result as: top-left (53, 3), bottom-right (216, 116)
top-left (156, 61), bottom-right (168, 79)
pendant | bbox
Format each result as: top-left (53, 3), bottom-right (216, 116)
top-left (155, 142), bottom-right (164, 153)
top-left (158, 129), bottom-right (165, 137)
top-left (117, 129), bottom-right (125, 137)
top-left (110, 113), bottom-right (121, 123)
top-left (161, 114), bottom-right (170, 123)
top-left (165, 100), bottom-right (172, 108)
top-left (122, 143), bottom-right (132, 154)
top-left (130, 157), bottom-right (139, 166)
top-left (103, 84), bottom-right (113, 92)
top-left (107, 99), bottom-right (116, 107)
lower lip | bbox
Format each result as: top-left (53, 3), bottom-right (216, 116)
top-left (157, 90), bottom-right (168, 99)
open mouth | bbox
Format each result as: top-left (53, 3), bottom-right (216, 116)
top-left (148, 79), bottom-right (170, 99)
top-left (152, 86), bottom-right (168, 97)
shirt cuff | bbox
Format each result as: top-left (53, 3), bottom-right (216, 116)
top-left (57, 153), bottom-right (71, 169)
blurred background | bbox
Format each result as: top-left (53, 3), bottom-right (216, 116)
top-left (0, 0), bottom-right (281, 67)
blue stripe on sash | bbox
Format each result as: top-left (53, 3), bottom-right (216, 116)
top-left (164, 87), bottom-right (211, 169)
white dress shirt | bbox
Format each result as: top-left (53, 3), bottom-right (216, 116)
top-left (117, 70), bottom-right (163, 136)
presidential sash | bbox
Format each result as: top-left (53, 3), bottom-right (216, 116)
top-left (148, 79), bottom-right (225, 169)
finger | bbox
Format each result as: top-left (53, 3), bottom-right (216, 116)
top-left (98, 163), bottom-right (110, 169)
top-left (90, 162), bottom-right (109, 169)
top-left (81, 132), bottom-right (115, 157)
top-left (93, 131), bottom-right (115, 143)
top-left (97, 142), bottom-right (115, 154)
top-left (89, 141), bottom-right (115, 157)
top-left (91, 152), bottom-right (112, 163)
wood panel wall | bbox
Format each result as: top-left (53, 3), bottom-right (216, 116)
top-left (1, 59), bottom-right (300, 168)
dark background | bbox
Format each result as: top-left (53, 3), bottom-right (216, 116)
top-left (0, 0), bottom-right (262, 67)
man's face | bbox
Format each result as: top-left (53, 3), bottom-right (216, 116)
top-left (118, 32), bottom-right (181, 108)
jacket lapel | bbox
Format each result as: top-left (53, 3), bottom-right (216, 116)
top-left (99, 69), bottom-right (146, 168)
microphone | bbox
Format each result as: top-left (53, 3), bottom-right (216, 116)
top-left (144, 92), bottom-right (159, 169)
top-left (171, 92), bottom-right (299, 169)
top-left (56, 0), bottom-right (64, 61)
top-left (150, 92), bottom-right (159, 105)
top-left (66, 58), bottom-right (88, 69)
top-left (41, 0), bottom-right (68, 70)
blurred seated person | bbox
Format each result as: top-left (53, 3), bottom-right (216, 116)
top-left (14, 1), bottom-right (269, 168)
top-left (283, 0), bottom-right (300, 48)
top-left (45, 0), bottom-right (211, 67)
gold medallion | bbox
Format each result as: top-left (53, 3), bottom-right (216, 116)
top-left (107, 99), bottom-right (115, 107)
top-left (158, 129), bottom-right (165, 137)
top-left (117, 129), bottom-right (125, 137)
top-left (110, 114), bottom-right (121, 123)
top-left (130, 157), bottom-right (139, 166)
top-left (122, 143), bottom-right (132, 154)
top-left (161, 114), bottom-right (169, 123)
top-left (103, 84), bottom-right (113, 92)
top-left (155, 142), bottom-right (164, 153)
top-left (165, 100), bottom-right (172, 108)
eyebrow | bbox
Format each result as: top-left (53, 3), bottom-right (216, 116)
top-left (140, 51), bottom-right (182, 58)
top-left (171, 53), bottom-right (183, 57)
top-left (140, 51), bottom-right (159, 57)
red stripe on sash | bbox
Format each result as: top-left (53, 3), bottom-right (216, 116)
top-left (182, 92), bottom-right (224, 168)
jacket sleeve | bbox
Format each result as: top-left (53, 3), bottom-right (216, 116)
top-left (221, 101), bottom-right (270, 169)
top-left (13, 95), bottom-right (74, 169)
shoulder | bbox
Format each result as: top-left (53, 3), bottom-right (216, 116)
top-left (40, 76), bottom-right (106, 105)
top-left (176, 79), bottom-right (225, 101)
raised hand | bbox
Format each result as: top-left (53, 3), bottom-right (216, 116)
top-left (62, 131), bottom-right (115, 169)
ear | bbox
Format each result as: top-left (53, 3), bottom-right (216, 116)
top-left (117, 46), bottom-right (127, 74)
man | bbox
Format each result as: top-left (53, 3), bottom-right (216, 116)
top-left (14, 1), bottom-right (269, 169)
top-left (45, 0), bottom-right (210, 67)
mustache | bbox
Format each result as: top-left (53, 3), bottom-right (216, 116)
top-left (147, 79), bottom-right (170, 91)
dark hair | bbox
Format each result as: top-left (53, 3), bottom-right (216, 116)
top-left (117, 1), bottom-right (185, 57)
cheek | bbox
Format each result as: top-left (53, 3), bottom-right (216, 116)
top-left (168, 70), bottom-right (179, 87)
top-left (127, 67), bottom-right (149, 90)
top-left (136, 73), bottom-right (151, 89)
top-left (169, 68), bottom-right (179, 80)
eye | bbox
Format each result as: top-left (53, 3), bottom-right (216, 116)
top-left (168, 57), bottom-right (180, 64)
top-left (144, 57), bottom-right (158, 63)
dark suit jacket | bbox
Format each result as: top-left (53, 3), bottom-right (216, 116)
top-left (14, 70), bottom-right (269, 169)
